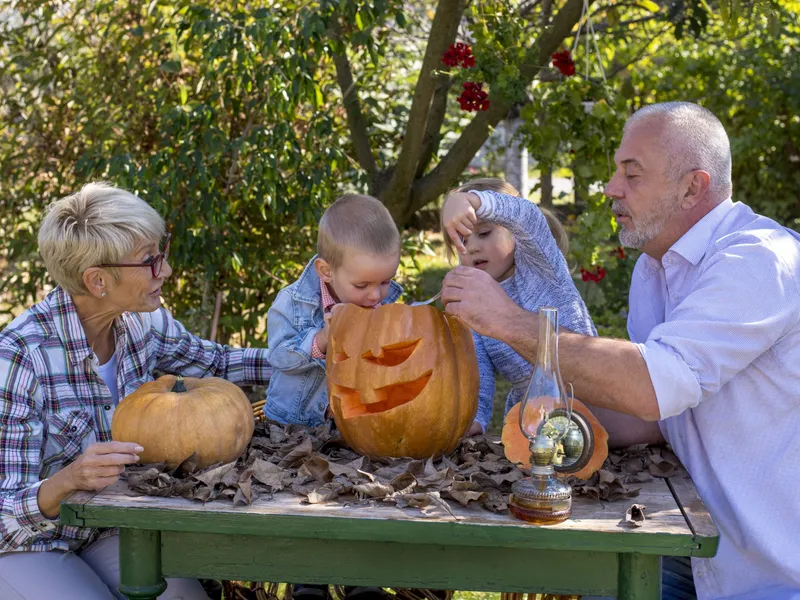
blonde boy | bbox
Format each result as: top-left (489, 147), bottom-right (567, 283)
top-left (265, 194), bottom-right (403, 426)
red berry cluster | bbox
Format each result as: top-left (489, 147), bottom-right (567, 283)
top-left (609, 246), bottom-right (626, 259)
top-left (580, 266), bottom-right (606, 283)
top-left (552, 50), bottom-right (576, 77)
top-left (457, 82), bottom-right (490, 112)
top-left (442, 42), bottom-right (476, 69)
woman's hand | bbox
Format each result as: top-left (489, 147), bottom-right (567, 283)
top-left (65, 441), bottom-right (142, 491)
top-left (442, 192), bottom-right (481, 254)
top-left (37, 441), bottom-right (142, 519)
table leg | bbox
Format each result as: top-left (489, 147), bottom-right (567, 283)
top-left (118, 528), bottom-right (168, 600)
top-left (618, 553), bottom-right (661, 600)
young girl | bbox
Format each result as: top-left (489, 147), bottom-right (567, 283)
top-left (440, 178), bottom-right (596, 435)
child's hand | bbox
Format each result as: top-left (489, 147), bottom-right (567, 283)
top-left (442, 192), bottom-right (481, 254)
top-left (466, 421), bottom-right (484, 437)
top-left (315, 312), bottom-right (333, 354)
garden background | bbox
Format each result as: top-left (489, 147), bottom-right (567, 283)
top-left (1, 1), bottom-right (798, 597)
top-left (1, 0), bottom-right (798, 428)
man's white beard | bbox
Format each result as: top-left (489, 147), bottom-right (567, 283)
top-left (614, 193), bottom-right (681, 249)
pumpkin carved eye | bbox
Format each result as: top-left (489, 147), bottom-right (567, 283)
top-left (331, 347), bottom-right (350, 364)
top-left (361, 339), bottom-right (421, 366)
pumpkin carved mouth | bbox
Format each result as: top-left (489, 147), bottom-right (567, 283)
top-left (332, 369), bottom-right (433, 419)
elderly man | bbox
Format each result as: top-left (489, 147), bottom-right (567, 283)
top-left (442, 102), bottom-right (800, 599)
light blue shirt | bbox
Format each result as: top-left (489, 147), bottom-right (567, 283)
top-left (629, 198), bottom-right (800, 599)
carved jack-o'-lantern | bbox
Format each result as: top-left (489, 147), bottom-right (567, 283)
top-left (327, 303), bottom-right (479, 459)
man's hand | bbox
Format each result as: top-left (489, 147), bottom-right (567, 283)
top-left (442, 266), bottom-right (524, 338)
top-left (441, 192), bottom-right (481, 254)
top-left (64, 441), bottom-right (142, 492)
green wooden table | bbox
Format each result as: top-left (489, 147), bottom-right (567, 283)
top-left (61, 471), bottom-right (718, 600)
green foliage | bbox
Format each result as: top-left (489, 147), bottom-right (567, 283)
top-left (3, 0), bottom-right (798, 345)
top-left (0, 1), bottom-right (355, 340)
top-left (630, 5), bottom-right (800, 225)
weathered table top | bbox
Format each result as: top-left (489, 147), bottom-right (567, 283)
top-left (62, 470), bottom-right (718, 557)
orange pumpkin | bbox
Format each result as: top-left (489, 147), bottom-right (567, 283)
top-left (501, 398), bottom-right (608, 480)
top-left (327, 304), bottom-right (479, 459)
top-left (112, 374), bottom-right (254, 468)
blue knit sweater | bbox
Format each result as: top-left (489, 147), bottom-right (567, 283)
top-left (471, 190), bottom-right (597, 431)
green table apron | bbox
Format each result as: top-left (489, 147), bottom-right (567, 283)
top-left (61, 472), bottom-right (718, 600)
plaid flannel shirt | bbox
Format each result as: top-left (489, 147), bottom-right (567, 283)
top-left (0, 287), bottom-right (271, 554)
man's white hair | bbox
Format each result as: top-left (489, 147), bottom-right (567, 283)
top-left (38, 182), bottom-right (165, 296)
top-left (626, 101), bottom-right (732, 200)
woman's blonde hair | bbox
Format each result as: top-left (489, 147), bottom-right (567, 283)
top-left (440, 177), bottom-right (569, 261)
top-left (38, 182), bottom-right (165, 295)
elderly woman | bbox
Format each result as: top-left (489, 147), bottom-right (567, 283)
top-left (0, 183), bottom-right (272, 599)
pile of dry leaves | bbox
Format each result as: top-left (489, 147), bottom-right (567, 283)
top-left (125, 421), bottom-right (682, 514)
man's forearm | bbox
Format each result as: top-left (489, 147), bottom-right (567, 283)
top-left (498, 310), bottom-right (661, 421)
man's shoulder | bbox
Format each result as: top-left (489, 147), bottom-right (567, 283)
top-left (714, 203), bottom-right (800, 253)
top-left (710, 204), bottom-right (800, 277)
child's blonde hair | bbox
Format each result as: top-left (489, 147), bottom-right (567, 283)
top-left (440, 177), bottom-right (569, 262)
top-left (318, 194), bottom-right (401, 268)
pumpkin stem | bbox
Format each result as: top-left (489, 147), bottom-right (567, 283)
top-left (172, 375), bottom-right (187, 393)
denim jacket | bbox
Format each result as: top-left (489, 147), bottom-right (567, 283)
top-left (265, 256), bottom-right (403, 426)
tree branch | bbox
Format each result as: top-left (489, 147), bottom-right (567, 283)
top-left (415, 77), bottom-right (454, 179)
top-left (588, 15), bottom-right (661, 34)
top-left (415, 2), bottom-right (466, 179)
top-left (408, 0), bottom-right (593, 220)
top-left (379, 0), bottom-right (467, 214)
top-left (329, 21), bottom-right (377, 176)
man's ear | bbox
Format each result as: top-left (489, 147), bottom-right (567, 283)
top-left (681, 170), bottom-right (711, 210)
top-left (82, 267), bottom-right (107, 299)
top-left (315, 257), bottom-right (333, 283)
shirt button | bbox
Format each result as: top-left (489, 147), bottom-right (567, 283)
top-left (70, 426), bottom-right (78, 433)
top-left (104, 405), bottom-right (111, 411)
top-left (318, 402), bottom-right (326, 411)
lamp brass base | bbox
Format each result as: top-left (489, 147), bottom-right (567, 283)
top-left (509, 475), bottom-right (572, 525)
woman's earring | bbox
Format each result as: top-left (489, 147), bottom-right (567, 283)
top-left (101, 292), bottom-right (107, 298)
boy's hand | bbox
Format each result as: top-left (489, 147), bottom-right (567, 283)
top-left (442, 192), bottom-right (481, 254)
top-left (315, 312), bottom-right (333, 354)
top-left (466, 421), bottom-right (484, 437)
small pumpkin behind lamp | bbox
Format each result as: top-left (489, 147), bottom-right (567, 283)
top-left (501, 398), bottom-right (609, 480)
top-left (327, 304), bottom-right (479, 459)
top-left (112, 374), bottom-right (254, 468)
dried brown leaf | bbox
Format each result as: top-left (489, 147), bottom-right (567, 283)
top-left (648, 460), bottom-right (677, 478)
top-left (625, 503), bottom-right (647, 527)
top-left (278, 436), bottom-right (314, 468)
top-left (444, 490), bottom-right (486, 506)
top-left (193, 462), bottom-right (237, 488)
top-left (353, 481), bottom-right (394, 499)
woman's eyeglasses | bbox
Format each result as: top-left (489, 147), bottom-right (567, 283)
top-left (98, 233), bottom-right (171, 279)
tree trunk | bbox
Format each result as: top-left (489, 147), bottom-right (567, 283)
top-left (504, 117), bottom-right (529, 198)
top-left (540, 167), bottom-right (553, 208)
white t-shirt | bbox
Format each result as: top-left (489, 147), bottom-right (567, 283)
top-left (96, 354), bottom-right (119, 404)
